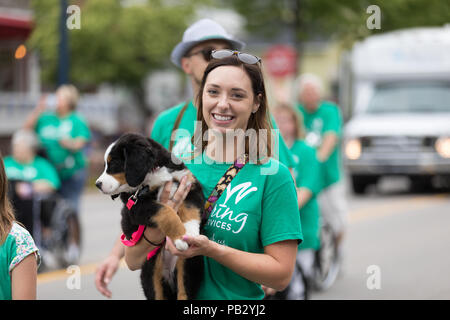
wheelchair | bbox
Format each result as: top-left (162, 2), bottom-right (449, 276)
top-left (8, 179), bottom-right (79, 271)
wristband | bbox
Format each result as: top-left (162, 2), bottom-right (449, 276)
top-left (142, 231), bottom-right (165, 247)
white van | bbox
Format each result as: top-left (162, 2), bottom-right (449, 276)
top-left (342, 26), bottom-right (450, 194)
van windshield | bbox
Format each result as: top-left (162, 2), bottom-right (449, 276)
top-left (366, 82), bottom-right (450, 114)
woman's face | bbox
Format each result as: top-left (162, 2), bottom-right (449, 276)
top-left (56, 91), bottom-right (71, 115)
top-left (202, 65), bottom-right (259, 135)
top-left (274, 109), bottom-right (296, 142)
top-left (12, 142), bottom-right (34, 163)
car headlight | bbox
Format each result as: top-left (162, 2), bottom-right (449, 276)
top-left (435, 137), bottom-right (450, 158)
top-left (345, 138), bottom-right (362, 160)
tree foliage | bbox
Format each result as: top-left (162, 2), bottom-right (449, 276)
top-left (28, 0), bottom-right (205, 88)
top-left (229, 0), bottom-right (450, 47)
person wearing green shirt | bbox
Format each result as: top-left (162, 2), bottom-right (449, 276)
top-left (95, 19), bottom-right (246, 297)
top-left (273, 104), bottom-right (322, 299)
top-left (125, 53), bottom-right (302, 300)
top-left (4, 129), bottom-right (61, 239)
top-left (0, 155), bottom-right (40, 300)
top-left (4, 129), bottom-right (60, 192)
top-left (96, 19), bottom-right (296, 297)
top-left (24, 84), bottom-right (91, 264)
top-left (296, 73), bottom-right (347, 257)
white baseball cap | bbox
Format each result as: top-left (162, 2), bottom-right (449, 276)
top-left (170, 19), bottom-right (245, 68)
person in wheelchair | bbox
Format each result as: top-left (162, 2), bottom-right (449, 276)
top-left (4, 130), bottom-right (77, 269)
top-left (4, 129), bottom-right (60, 234)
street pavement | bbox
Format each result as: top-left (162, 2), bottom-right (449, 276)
top-left (37, 177), bottom-right (450, 300)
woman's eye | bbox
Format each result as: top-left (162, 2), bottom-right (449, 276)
top-left (207, 89), bottom-right (218, 95)
top-left (232, 93), bottom-right (244, 99)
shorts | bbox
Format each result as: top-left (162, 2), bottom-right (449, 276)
top-left (318, 180), bottom-right (348, 235)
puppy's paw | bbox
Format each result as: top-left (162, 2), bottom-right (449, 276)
top-left (174, 239), bottom-right (189, 251)
top-left (184, 220), bottom-right (200, 237)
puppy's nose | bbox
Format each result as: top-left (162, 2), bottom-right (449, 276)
top-left (95, 181), bottom-right (102, 190)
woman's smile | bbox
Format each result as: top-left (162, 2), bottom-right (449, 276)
top-left (211, 113), bottom-right (235, 124)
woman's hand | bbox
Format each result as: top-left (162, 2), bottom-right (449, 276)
top-left (23, 95), bottom-right (47, 130)
top-left (165, 234), bottom-right (215, 259)
top-left (59, 137), bottom-right (87, 152)
top-left (95, 254), bottom-right (121, 298)
top-left (159, 176), bottom-right (192, 212)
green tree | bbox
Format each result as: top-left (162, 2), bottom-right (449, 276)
top-left (230, 0), bottom-right (450, 48)
top-left (28, 0), bottom-right (205, 89)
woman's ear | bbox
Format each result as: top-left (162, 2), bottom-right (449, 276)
top-left (252, 93), bottom-right (262, 113)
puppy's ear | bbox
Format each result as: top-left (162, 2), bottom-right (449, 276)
top-left (124, 143), bottom-right (151, 187)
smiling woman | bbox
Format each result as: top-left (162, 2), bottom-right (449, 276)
top-left (194, 55), bottom-right (272, 164)
top-left (161, 54), bottom-right (302, 299)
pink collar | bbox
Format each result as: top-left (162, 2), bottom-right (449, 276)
top-left (120, 189), bottom-right (161, 260)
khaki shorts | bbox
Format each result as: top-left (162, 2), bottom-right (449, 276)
top-left (318, 180), bottom-right (348, 234)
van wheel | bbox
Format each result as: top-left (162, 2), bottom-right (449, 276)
top-left (351, 175), bottom-right (371, 194)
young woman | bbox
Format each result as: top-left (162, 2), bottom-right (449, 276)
top-left (124, 51), bottom-right (303, 300)
top-left (0, 154), bottom-right (40, 300)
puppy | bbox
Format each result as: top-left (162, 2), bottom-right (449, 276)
top-left (96, 133), bottom-right (205, 300)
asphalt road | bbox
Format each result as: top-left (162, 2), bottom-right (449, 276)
top-left (36, 177), bottom-right (450, 300)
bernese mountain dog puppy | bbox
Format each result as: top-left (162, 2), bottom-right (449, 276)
top-left (95, 133), bottom-right (205, 300)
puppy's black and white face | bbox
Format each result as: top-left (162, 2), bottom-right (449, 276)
top-left (96, 134), bottom-right (157, 195)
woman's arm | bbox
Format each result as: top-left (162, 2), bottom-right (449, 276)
top-left (11, 254), bottom-right (37, 300)
top-left (59, 137), bottom-right (88, 152)
top-left (317, 132), bottom-right (338, 162)
top-left (124, 227), bottom-right (165, 271)
top-left (166, 236), bottom-right (298, 291)
top-left (23, 96), bottom-right (46, 130)
top-left (297, 187), bottom-right (312, 209)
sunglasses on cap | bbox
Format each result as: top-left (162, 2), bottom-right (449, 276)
top-left (211, 49), bottom-right (261, 65)
top-left (185, 48), bottom-right (261, 65)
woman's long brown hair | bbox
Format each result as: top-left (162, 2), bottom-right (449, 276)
top-left (192, 56), bottom-right (273, 163)
top-left (0, 154), bottom-right (15, 244)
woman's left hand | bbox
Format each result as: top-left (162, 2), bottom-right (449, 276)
top-left (165, 234), bottom-right (215, 259)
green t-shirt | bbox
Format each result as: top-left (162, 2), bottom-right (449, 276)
top-left (297, 101), bottom-right (342, 189)
top-left (35, 111), bottom-right (91, 180)
top-left (3, 156), bottom-right (61, 189)
top-left (290, 140), bottom-right (321, 250)
top-left (0, 223), bottom-right (40, 300)
top-left (182, 153), bottom-right (303, 300)
top-left (151, 100), bottom-right (296, 169)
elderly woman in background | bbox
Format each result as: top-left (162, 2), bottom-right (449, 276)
top-left (4, 129), bottom-right (60, 194)
top-left (4, 130), bottom-right (61, 237)
top-left (24, 84), bottom-right (91, 264)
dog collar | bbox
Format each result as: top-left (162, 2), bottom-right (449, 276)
top-left (121, 185), bottom-right (161, 260)
top-left (126, 185), bottom-right (150, 210)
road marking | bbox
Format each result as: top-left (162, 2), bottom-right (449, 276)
top-left (37, 260), bottom-right (128, 285)
top-left (348, 194), bottom-right (448, 224)
top-left (37, 193), bottom-right (448, 284)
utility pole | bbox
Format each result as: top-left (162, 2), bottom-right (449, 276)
top-left (58, 0), bottom-right (69, 85)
